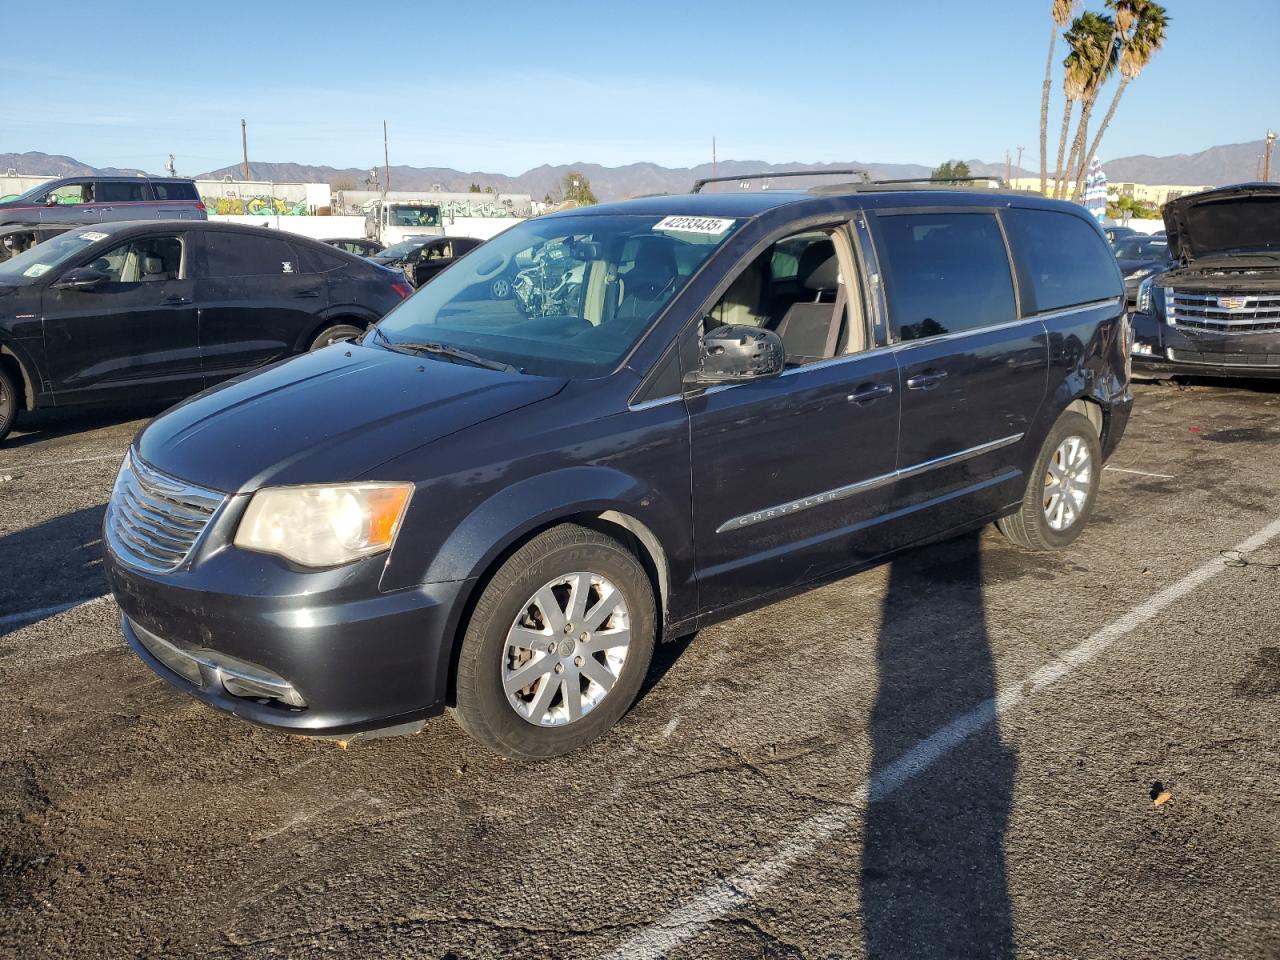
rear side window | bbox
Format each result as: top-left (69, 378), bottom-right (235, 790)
top-left (96, 181), bottom-right (148, 203)
top-left (1004, 208), bottom-right (1119, 313)
top-left (204, 232), bottom-right (297, 278)
top-left (877, 212), bottom-right (1016, 341)
top-left (152, 181), bottom-right (200, 202)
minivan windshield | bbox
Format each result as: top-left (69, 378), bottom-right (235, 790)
top-left (0, 229), bottom-right (106, 284)
top-left (370, 213), bottom-right (740, 378)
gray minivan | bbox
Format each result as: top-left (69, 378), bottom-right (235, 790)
top-left (0, 176), bottom-right (207, 228)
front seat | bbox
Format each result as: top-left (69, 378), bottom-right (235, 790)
top-left (774, 250), bottom-right (844, 363)
top-left (138, 255), bottom-right (170, 282)
top-left (617, 238), bottom-right (677, 322)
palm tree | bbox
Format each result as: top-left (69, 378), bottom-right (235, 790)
top-left (1073, 0), bottom-right (1170, 200)
top-left (1052, 38), bottom-right (1089, 199)
top-left (1040, 0), bottom-right (1077, 195)
top-left (1061, 11), bottom-right (1118, 200)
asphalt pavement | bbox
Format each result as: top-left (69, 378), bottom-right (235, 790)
top-left (1, 381), bottom-right (1278, 960)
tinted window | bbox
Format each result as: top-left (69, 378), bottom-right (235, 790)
top-left (204, 232), bottom-right (297, 278)
top-left (1004, 208), bottom-right (1119, 313)
top-left (877, 212), bottom-right (1016, 341)
top-left (152, 181), bottom-right (200, 202)
top-left (96, 181), bottom-right (148, 203)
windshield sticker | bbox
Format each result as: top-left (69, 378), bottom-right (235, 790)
top-left (282, 261), bottom-right (294, 274)
top-left (653, 216), bottom-right (735, 236)
top-left (23, 264), bottom-right (51, 278)
top-left (77, 231), bottom-right (109, 242)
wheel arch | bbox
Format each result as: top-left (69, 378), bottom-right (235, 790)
top-left (0, 343), bottom-right (37, 411)
top-left (299, 310), bottom-right (377, 352)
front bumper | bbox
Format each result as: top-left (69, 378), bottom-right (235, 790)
top-left (1130, 311), bottom-right (1280, 379)
top-left (107, 548), bottom-right (471, 737)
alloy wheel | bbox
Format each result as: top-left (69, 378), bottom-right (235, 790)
top-left (1043, 435), bottom-right (1092, 531)
top-left (502, 572), bottom-right (631, 726)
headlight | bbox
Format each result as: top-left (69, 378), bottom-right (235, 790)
top-left (1136, 276), bottom-right (1155, 314)
top-left (234, 483), bottom-right (412, 567)
top-left (1127, 266), bottom-right (1156, 283)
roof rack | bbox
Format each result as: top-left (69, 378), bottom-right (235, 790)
top-left (691, 169), bottom-right (869, 194)
top-left (809, 175), bottom-right (1012, 194)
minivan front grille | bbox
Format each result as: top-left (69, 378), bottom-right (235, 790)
top-left (107, 452), bottom-right (226, 573)
top-left (1168, 349), bottom-right (1280, 368)
top-left (1168, 290), bottom-right (1280, 335)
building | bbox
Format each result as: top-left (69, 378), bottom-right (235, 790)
top-left (1007, 177), bottom-right (1214, 208)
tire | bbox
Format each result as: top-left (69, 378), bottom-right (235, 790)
top-left (996, 410), bottom-right (1101, 551)
top-left (308, 323), bottom-right (363, 351)
top-left (0, 362), bottom-right (17, 443)
top-left (451, 524), bottom-right (656, 760)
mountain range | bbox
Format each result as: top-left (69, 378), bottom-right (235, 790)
top-left (3, 140), bottom-right (1271, 200)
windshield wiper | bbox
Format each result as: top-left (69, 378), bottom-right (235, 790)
top-left (373, 328), bottom-right (519, 373)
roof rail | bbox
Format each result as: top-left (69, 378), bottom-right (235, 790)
top-left (691, 169), bottom-right (869, 194)
top-left (809, 175), bottom-right (1011, 195)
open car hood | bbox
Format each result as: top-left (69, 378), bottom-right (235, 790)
top-left (1163, 183), bottom-right (1280, 263)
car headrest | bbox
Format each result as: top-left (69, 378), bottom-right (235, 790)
top-left (798, 239), bottom-right (838, 291)
top-left (142, 255), bottom-right (164, 275)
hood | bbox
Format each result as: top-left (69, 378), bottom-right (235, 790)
top-left (136, 343), bottom-right (567, 492)
top-left (1164, 183), bottom-right (1280, 263)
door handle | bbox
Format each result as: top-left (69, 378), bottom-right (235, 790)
top-left (847, 382), bottom-right (894, 404)
top-left (293, 289), bottom-right (321, 298)
top-left (906, 370), bottom-right (949, 390)
top-left (163, 295), bottom-right (191, 305)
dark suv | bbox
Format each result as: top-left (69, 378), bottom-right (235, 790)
top-left (0, 175), bottom-right (207, 229)
top-left (0, 221), bottom-right (410, 440)
top-left (1130, 183), bottom-right (1280, 378)
top-left (103, 182), bottom-right (1130, 759)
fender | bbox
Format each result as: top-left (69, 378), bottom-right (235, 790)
top-left (398, 464), bottom-right (695, 621)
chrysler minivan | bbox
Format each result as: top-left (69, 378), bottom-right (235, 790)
top-left (104, 181), bottom-right (1131, 759)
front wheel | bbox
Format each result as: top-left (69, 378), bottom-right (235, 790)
top-left (0, 363), bottom-right (18, 443)
top-left (308, 323), bottom-right (363, 351)
top-left (451, 524), bottom-right (656, 760)
top-left (490, 276), bottom-right (513, 300)
top-left (996, 410), bottom-right (1101, 550)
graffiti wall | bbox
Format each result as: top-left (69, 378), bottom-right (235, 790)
top-left (203, 195), bottom-right (311, 216)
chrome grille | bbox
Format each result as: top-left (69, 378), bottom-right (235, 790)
top-left (1167, 289), bottom-right (1280, 335)
top-left (1168, 349), bottom-right (1280, 368)
top-left (107, 452), bottom-right (226, 573)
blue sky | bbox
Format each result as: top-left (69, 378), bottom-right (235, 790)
top-left (2, 0), bottom-right (1275, 175)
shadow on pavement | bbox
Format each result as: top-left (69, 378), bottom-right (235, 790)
top-left (862, 532), bottom-right (1017, 959)
top-left (3, 403), bottom-right (165, 450)
top-left (0, 503), bottom-right (108, 637)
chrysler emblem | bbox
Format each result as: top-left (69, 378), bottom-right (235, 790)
top-left (1217, 295), bottom-right (1249, 310)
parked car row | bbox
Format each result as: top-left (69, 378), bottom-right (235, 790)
top-left (0, 220), bottom-right (411, 440)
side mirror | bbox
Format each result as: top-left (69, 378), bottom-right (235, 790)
top-left (53, 267), bottom-right (110, 292)
top-left (690, 324), bottom-right (785, 385)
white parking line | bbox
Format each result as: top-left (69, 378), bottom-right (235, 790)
top-left (603, 515), bottom-right (1280, 959)
top-left (1104, 465), bottom-right (1176, 480)
top-left (0, 594), bottom-right (112, 630)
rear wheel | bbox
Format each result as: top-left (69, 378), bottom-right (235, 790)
top-left (451, 524), bottom-right (655, 760)
top-left (308, 323), bottom-right (363, 351)
top-left (0, 363), bottom-right (17, 442)
top-left (996, 410), bottom-right (1101, 551)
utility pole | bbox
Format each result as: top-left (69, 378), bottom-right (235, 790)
top-left (166, 154), bottom-right (177, 177)
top-left (1004, 149), bottom-right (1012, 185)
top-left (711, 136), bottom-right (717, 193)
top-left (1264, 130), bottom-right (1277, 183)
top-left (240, 119), bottom-right (250, 181)
top-left (383, 121), bottom-right (391, 194)
top-left (1015, 144), bottom-right (1025, 184)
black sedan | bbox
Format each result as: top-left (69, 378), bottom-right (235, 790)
top-left (1112, 234), bottom-right (1174, 304)
top-left (0, 221), bottom-right (411, 441)
top-left (369, 235), bottom-right (483, 287)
